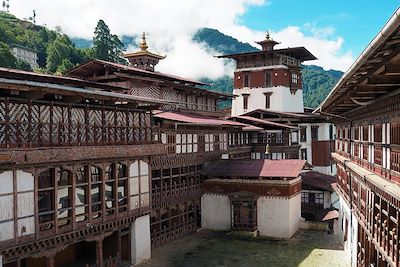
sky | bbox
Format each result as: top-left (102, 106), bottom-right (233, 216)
top-left (9, 1), bottom-right (400, 79)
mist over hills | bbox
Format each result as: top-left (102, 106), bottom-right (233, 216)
top-left (0, 12), bottom-right (342, 108)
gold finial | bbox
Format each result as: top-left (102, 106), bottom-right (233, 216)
top-left (140, 32), bottom-right (148, 51)
top-left (266, 31), bottom-right (271, 40)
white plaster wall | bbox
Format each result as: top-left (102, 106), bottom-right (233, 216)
top-left (131, 214), bottom-right (151, 265)
top-left (0, 221), bottom-right (13, 242)
top-left (323, 191), bottom-right (331, 209)
top-left (298, 123), bottom-right (336, 175)
top-left (331, 191), bottom-right (340, 210)
top-left (18, 217), bottom-right (35, 237)
top-left (0, 195), bottom-right (13, 223)
top-left (0, 171), bottom-right (13, 195)
top-left (16, 171), bottom-right (34, 192)
top-left (201, 194), bottom-right (231, 231)
top-left (288, 194), bottom-right (301, 238)
top-left (338, 195), bottom-right (358, 267)
top-left (231, 86), bottom-right (304, 116)
top-left (257, 194), bottom-right (300, 239)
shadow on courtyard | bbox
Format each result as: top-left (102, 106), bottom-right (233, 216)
top-left (138, 229), bottom-right (349, 267)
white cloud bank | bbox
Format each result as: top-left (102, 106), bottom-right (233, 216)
top-left (11, 0), bottom-right (354, 78)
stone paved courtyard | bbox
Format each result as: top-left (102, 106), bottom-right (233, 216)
top-left (138, 229), bottom-right (350, 267)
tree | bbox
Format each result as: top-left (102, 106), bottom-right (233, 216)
top-left (92, 19), bottom-right (125, 63)
top-left (56, 58), bottom-right (74, 74)
top-left (46, 34), bottom-right (88, 73)
top-left (0, 41), bottom-right (17, 68)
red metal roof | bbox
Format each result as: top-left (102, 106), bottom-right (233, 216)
top-left (153, 111), bottom-right (247, 127)
top-left (321, 209), bottom-right (339, 221)
top-left (201, 159), bottom-right (307, 178)
top-left (231, 116), bottom-right (299, 130)
top-left (301, 171), bottom-right (336, 192)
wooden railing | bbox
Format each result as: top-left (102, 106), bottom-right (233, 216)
top-left (0, 97), bottom-right (153, 148)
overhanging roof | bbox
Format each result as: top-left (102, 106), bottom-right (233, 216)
top-left (217, 47), bottom-right (316, 62)
top-left (316, 8), bottom-right (400, 115)
top-left (230, 115), bottom-right (299, 130)
top-left (67, 59), bottom-right (233, 99)
top-left (244, 109), bottom-right (329, 123)
top-left (153, 110), bottom-right (247, 128)
top-left (301, 171), bottom-right (336, 192)
top-left (0, 67), bottom-right (175, 106)
top-left (68, 59), bottom-right (207, 86)
top-left (201, 159), bottom-right (307, 178)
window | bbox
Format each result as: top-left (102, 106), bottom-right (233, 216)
top-left (105, 164), bottom-right (115, 216)
top-left (265, 71), bottom-right (272, 87)
top-left (301, 192), bottom-right (308, 203)
top-left (300, 126), bottom-right (307, 142)
top-left (304, 192), bottom-right (324, 204)
top-left (205, 134), bottom-right (214, 152)
top-left (75, 166), bottom-right (88, 222)
top-left (301, 148), bottom-right (307, 160)
top-left (243, 74), bottom-right (250, 87)
top-left (90, 166), bottom-right (102, 219)
top-left (242, 94), bottom-right (249, 110)
top-left (291, 73), bottom-right (299, 84)
top-left (311, 126), bottom-right (319, 141)
top-left (57, 168), bottom-right (72, 227)
top-left (176, 133), bottom-right (198, 154)
top-left (264, 92), bottom-right (272, 109)
top-left (329, 125), bottom-right (334, 140)
top-left (219, 133), bottom-right (228, 150)
top-left (38, 170), bottom-right (55, 231)
top-left (276, 133), bottom-right (283, 144)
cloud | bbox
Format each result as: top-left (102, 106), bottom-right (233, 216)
top-left (11, 0), bottom-right (353, 78)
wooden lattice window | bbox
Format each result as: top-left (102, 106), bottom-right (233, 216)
top-left (311, 126), bottom-right (319, 141)
top-left (363, 126), bottom-right (368, 142)
top-left (38, 169), bottom-right (55, 232)
top-left (374, 124), bottom-right (382, 143)
top-left (56, 168), bottom-right (73, 228)
top-left (390, 123), bottom-right (400, 145)
top-left (300, 126), bottom-right (307, 142)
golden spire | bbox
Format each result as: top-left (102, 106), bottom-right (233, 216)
top-left (266, 31), bottom-right (271, 40)
top-left (140, 32), bottom-right (148, 51)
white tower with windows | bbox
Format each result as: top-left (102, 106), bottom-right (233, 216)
top-left (218, 33), bottom-right (316, 116)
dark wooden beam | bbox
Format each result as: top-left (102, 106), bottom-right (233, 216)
top-left (368, 75), bottom-right (400, 85)
top-left (355, 84), bottom-right (397, 92)
top-left (20, 90), bottom-right (45, 99)
top-left (383, 63), bottom-right (400, 75)
top-left (89, 74), bottom-right (118, 81)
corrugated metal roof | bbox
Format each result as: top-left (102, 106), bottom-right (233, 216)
top-left (201, 159), bottom-right (307, 178)
top-left (321, 209), bottom-right (339, 221)
top-left (231, 115), bottom-right (299, 130)
top-left (153, 111), bottom-right (247, 127)
top-left (301, 171), bottom-right (336, 192)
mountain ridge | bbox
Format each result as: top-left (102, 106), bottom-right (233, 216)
top-left (0, 13), bottom-right (342, 108)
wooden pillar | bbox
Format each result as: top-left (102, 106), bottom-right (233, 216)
top-left (96, 239), bottom-right (104, 267)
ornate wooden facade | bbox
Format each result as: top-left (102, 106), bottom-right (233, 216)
top-left (317, 9), bottom-right (400, 267)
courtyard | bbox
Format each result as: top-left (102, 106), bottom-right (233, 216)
top-left (138, 229), bottom-right (350, 267)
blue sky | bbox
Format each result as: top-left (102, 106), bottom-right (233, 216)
top-left (241, 1), bottom-right (399, 57)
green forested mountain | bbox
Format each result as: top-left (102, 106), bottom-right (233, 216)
top-left (0, 12), bottom-right (91, 73)
top-left (0, 13), bottom-right (125, 74)
top-left (0, 13), bottom-right (342, 108)
top-left (193, 28), bottom-right (258, 54)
